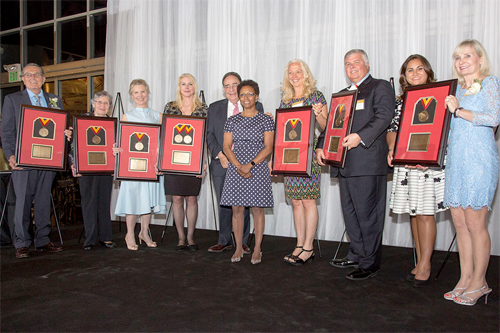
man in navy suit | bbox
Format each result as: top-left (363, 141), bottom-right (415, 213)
top-left (1, 63), bottom-right (64, 258)
top-left (317, 50), bottom-right (395, 280)
top-left (206, 72), bottom-right (264, 253)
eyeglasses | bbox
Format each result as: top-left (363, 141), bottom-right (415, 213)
top-left (239, 93), bottom-right (256, 98)
top-left (22, 72), bottom-right (43, 79)
top-left (223, 83), bottom-right (238, 90)
top-left (95, 101), bottom-right (110, 106)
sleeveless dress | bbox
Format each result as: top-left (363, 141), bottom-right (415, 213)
top-left (444, 76), bottom-right (500, 210)
top-left (389, 99), bottom-right (447, 215)
top-left (162, 101), bottom-right (208, 196)
top-left (220, 112), bottom-right (274, 207)
top-left (279, 90), bottom-right (327, 199)
top-left (114, 107), bottom-right (167, 216)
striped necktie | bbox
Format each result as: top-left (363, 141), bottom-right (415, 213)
top-left (35, 95), bottom-right (41, 106)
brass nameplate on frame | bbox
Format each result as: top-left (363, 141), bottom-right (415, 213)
top-left (408, 133), bottom-right (430, 152)
top-left (172, 151), bottom-right (191, 165)
top-left (88, 152), bottom-right (106, 165)
top-left (129, 158), bottom-right (147, 172)
top-left (328, 136), bottom-right (341, 153)
top-left (31, 144), bottom-right (52, 159)
top-left (283, 148), bottom-right (300, 164)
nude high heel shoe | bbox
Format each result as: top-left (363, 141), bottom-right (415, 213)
top-left (125, 236), bottom-right (138, 251)
top-left (138, 233), bottom-right (157, 248)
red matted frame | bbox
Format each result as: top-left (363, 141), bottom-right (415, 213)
top-left (73, 115), bottom-right (117, 174)
top-left (159, 114), bottom-right (206, 175)
top-left (114, 121), bottom-right (160, 182)
top-left (271, 106), bottom-right (315, 177)
top-left (393, 79), bottom-right (458, 167)
top-left (15, 105), bottom-right (69, 171)
top-left (323, 90), bottom-right (358, 168)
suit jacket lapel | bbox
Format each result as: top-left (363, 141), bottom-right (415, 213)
top-left (20, 90), bottom-right (32, 106)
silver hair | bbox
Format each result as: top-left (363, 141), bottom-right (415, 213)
top-left (21, 63), bottom-right (44, 77)
top-left (344, 49), bottom-right (370, 65)
top-left (91, 91), bottom-right (113, 109)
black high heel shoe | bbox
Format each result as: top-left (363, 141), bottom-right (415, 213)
top-left (284, 246), bottom-right (303, 263)
top-left (289, 249), bottom-right (315, 266)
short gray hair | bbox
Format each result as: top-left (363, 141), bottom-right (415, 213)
top-left (21, 63), bottom-right (44, 77)
top-left (344, 49), bottom-right (370, 65)
top-left (92, 91), bottom-right (113, 109)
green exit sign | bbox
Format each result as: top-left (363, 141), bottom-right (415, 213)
top-left (9, 72), bottom-right (20, 82)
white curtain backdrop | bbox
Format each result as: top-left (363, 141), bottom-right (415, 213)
top-left (104, 0), bottom-right (500, 255)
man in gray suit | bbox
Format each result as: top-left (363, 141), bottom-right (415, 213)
top-left (1, 63), bottom-right (64, 258)
top-left (206, 72), bottom-right (264, 253)
top-left (317, 50), bottom-right (395, 280)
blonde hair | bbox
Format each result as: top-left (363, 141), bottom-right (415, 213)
top-left (452, 39), bottom-right (491, 86)
top-left (172, 73), bottom-right (203, 112)
top-left (281, 59), bottom-right (317, 104)
top-left (128, 79), bottom-right (150, 95)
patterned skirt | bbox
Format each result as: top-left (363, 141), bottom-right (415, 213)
top-left (390, 165), bottom-right (447, 216)
top-left (284, 147), bottom-right (321, 200)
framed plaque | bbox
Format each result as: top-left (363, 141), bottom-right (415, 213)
top-left (15, 105), bottom-right (69, 171)
top-left (73, 115), bottom-right (117, 174)
top-left (159, 114), bottom-right (206, 175)
top-left (393, 79), bottom-right (458, 167)
top-left (322, 90), bottom-right (358, 168)
top-left (271, 106), bottom-right (315, 177)
top-left (114, 121), bottom-right (161, 182)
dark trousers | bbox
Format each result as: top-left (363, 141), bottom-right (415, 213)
top-left (11, 169), bottom-right (56, 248)
top-left (0, 174), bottom-right (16, 245)
top-left (339, 174), bottom-right (387, 270)
top-left (212, 174), bottom-right (250, 246)
top-left (78, 175), bottom-right (113, 246)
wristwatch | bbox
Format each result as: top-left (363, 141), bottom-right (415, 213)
top-left (454, 107), bottom-right (463, 118)
top-left (250, 161), bottom-right (256, 167)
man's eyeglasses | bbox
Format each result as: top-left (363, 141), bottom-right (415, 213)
top-left (22, 73), bottom-right (43, 79)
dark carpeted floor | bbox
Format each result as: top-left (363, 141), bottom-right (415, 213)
top-left (1, 223), bottom-right (498, 332)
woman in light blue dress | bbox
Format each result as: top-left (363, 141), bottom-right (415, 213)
top-left (114, 79), bottom-right (166, 250)
top-left (444, 40), bottom-right (500, 306)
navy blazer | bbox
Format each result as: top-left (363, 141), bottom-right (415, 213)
top-left (206, 99), bottom-right (264, 177)
top-left (318, 75), bottom-right (395, 177)
top-left (1, 89), bottom-right (64, 160)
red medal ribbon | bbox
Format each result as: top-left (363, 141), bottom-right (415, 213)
top-left (38, 118), bottom-right (50, 127)
top-left (289, 119), bottom-right (300, 129)
top-left (175, 124), bottom-right (193, 134)
top-left (134, 132), bottom-right (145, 141)
top-left (421, 97), bottom-right (433, 109)
top-left (90, 126), bottom-right (102, 135)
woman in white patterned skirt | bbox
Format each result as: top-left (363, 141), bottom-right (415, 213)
top-left (387, 54), bottom-right (447, 287)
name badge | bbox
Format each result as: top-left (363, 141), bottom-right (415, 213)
top-left (356, 99), bottom-right (365, 110)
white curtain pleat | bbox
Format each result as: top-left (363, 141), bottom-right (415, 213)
top-left (105, 0), bottom-right (500, 255)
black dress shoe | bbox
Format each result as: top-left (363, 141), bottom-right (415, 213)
top-left (36, 242), bottom-right (63, 253)
top-left (413, 275), bottom-right (431, 288)
top-left (405, 273), bottom-right (415, 282)
top-left (15, 247), bottom-right (30, 258)
top-left (346, 267), bottom-right (379, 281)
top-left (175, 244), bottom-right (189, 251)
top-left (83, 245), bottom-right (93, 251)
top-left (330, 257), bottom-right (358, 269)
top-left (99, 241), bottom-right (116, 249)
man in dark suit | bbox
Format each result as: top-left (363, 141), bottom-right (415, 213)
top-left (206, 72), bottom-right (265, 253)
top-left (317, 50), bottom-right (395, 280)
top-left (1, 63), bottom-right (64, 258)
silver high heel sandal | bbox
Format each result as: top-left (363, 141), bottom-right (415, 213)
top-left (453, 285), bottom-right (492, 306)
top-left (251, 252), bottom-right (262, 265)
top-left (443, 287), bottom-right (467, 301)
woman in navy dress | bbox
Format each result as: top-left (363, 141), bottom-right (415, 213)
top-left (444, 39), bottom-right (500, 306)
top-left (220, 80), bottom-right (274, 264)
